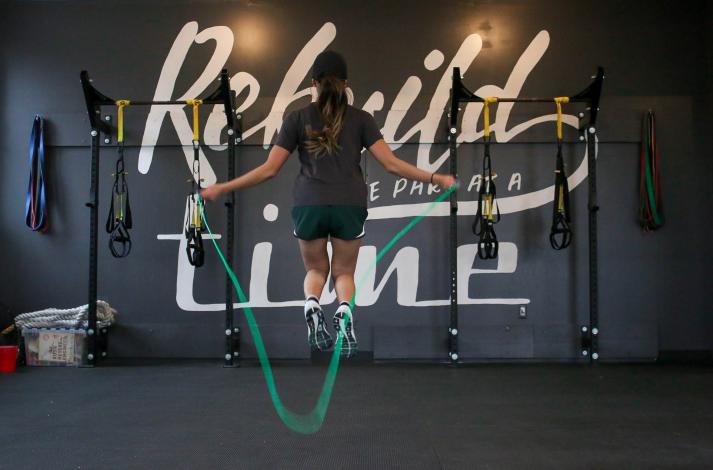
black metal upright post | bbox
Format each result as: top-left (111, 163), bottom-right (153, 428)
top-left (572, 67), bottom-right (604, 364)
top-left (230, 112), bottom-right (243, 365)
top-left (448, 68), bottom-right (460, 364)
top-left (200, 69), bottom-right (240, 367)
top-left (86, 130), bottom-right (100, 366)
top-left (224, 128), bottom-right (237, 366)
top-left (81, 71), bottom-right (113, 367)
top-left (586, 130), bottom-right (599, 363)
top-left (223, 106), bottom-right (241, 367)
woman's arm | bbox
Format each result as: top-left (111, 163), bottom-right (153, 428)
top-left (200, 145), bottom-right (291, 201)
top-left (368, 139), bottom-right (457, 188)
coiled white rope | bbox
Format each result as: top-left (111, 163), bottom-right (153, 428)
top-left (14, 300), bottom-right (117, 330)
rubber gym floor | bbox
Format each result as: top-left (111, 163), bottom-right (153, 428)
top-left (2, 361), bottom-right (712, 469)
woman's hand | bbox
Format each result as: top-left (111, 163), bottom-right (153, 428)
top-left (200, 183), bottom-right (225, 202)
top-left (434, 174), bottom-right (458, 189)
top-left (369, 140), bottom-right (460, 190)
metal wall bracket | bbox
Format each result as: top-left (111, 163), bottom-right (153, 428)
top-left (580, 326), bottom-right (592, 358)
top-left (581, 326), bottom-right (599, 361)
top-left (102, 114), bottom-right (112, 145)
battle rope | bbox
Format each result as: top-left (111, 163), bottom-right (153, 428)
top-left (472, 97), bottom-right (500, 259)
top-left (13, 300), bottom-right (117, 331)
top-left (550, 97), bottom-right (573, 249)
top-left (640, 110), bottom-right (663, 231)
top-left (25, 115), bottom-right (48, 232)
top-left (185, 99), bottom-right (205, 267)
top-left (200, 184), bottom-right (457, 434)
top-left (106, 100), bottom-right (133, 258)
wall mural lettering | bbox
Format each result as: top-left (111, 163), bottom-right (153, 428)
top-left (147, 22), bottom-right (595, 311)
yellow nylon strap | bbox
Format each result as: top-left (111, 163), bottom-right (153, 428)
top-left (558, 185), bottom-right (564, 212)
top-left (193, 200), bottom-right (202, 228)
top-left (115, 100), bottom-right (130, 143)
top-left (186, 99), bottom-right (203, 141)
top-left (485, 194), bottom-right (493, 220)
top-left (483, 97), bottom-right (498, 138)
top-left (554, 97), bottom-right (569, 141)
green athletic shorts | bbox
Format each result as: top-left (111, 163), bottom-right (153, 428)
top-left (291, 205), bottom-right (368, 241)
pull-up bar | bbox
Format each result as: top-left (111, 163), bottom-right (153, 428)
top-left (80, 70), bottom-right (237, 132)
top-left (446, 66), bottom-right (605, 365)
top-left (79, 69), bottom-right (241, 367)
top-left (449, 66), bottom-right (604, 128)
top-left (108, 100), bottom-right (227, 106)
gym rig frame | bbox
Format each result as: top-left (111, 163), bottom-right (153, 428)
top-left (80, 69), bottom-right (242, 367)
top-left (447, 66), bottom-right (605, 365)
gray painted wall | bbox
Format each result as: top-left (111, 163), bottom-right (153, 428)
top-left (1, 0), bottom-right (711, 360)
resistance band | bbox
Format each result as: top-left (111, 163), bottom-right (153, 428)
top-left (639, 110), bottom-right (663, 231)
top-left (200, 185), bottom-right (457, 434)
top-left (472, 97), bottom-right (500, 259)
top-left (550, 97), bottom-right (572, 250)
top-left (106, 100), bottom-right (133, 258)
top-left (185, 99), bottom-right (205, 267)
top-left (25, 115), bottom-right (48, 232)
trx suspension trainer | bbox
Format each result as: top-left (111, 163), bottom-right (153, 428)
top-left (184, 99), bottom-right (205, 267)
top-left (472, 97), bottom-right (500, 260)
top-left (550, 97), bottom-right (573, 249)
top-left (106, 100), bottom-right (133, 258)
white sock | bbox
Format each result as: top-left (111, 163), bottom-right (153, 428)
top-left (335, 302), bottom-right (356, 341)
top-left (336, 302), bottom-right (353, 321)
top-left (304, 296), bottom-right (321, 316)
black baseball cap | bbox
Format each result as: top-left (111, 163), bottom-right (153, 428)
top-left (311, 51), bottom-right (348, 80)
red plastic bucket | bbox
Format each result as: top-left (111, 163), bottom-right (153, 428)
top-left (0, 346), bottom-right (18, 373)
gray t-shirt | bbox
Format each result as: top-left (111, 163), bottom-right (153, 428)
top-left (275, 103), bottom-right (383, 207)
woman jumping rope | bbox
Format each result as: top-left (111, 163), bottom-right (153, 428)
top-left (201, 51), bottom-right (457, 358)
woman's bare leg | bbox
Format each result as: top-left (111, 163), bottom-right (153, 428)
top-left (297, 238), bottom-right (333, 350)
top-left (330, 237), bottom-right (361, 303)
top-left (297, 238), bottom-right (330, 298)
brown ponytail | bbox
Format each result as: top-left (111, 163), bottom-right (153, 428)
top-left (305, 75), bottom-right (348, 158)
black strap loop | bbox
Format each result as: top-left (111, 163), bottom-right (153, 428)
top-left (550, 140), bottom-right (572, 250)
top-left (185, 229), bottom-right (204, 267)
top-left (476, 220), bottom-right (499, 259)
top-left (549, 214), bottom-right (572, 250)
top-left (185, 194), bottom-right (205, 267)
top-left (108, 221), bottom-right (132, 258)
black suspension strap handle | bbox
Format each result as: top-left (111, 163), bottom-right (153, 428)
top-left (185, 193), bottom-right (205, 267)
top-left (550, 97), bottom-right (573, 250)
top-left (106, 100), bottom-right (133, 258)
top-left (184, 99), bottom-right (205, 267)
top-left (472, 97), bottom-right (500, 260)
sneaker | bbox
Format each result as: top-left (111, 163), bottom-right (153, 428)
top-left (333, 302), bottom-right (358, 358)
top-left (304, 296), bottom-right (333, 351)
